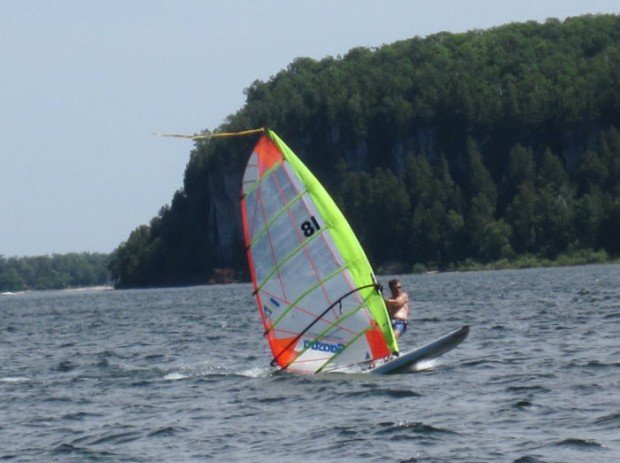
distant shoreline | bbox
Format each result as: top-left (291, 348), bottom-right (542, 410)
top-left (119, 256), bottom-right (619, 290)
top-left (378, 250), bottom-right (617, 275)
top-left (1, 285), bottom-right (113, 295)
top-left (60, 285), bottom-right (114, 292)
top-left (4, 253), bottom-right (615, 293)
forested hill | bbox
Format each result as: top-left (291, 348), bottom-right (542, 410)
top-left (109, 14), bottom-right (620, 288)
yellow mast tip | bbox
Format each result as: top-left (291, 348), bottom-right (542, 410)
top-left (157, 128), bottom-right (265, 141)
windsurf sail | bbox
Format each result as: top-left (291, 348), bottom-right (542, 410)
top-left (240, 129), bottom-right (398, 373)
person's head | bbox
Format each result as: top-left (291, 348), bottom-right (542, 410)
top-left (388, 279), bottom-right (402, 294)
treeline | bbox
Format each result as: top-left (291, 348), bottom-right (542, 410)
top-left (0, 253), bottom-right (111, 292)
top-left (109, 14), bottom-right (620, 287)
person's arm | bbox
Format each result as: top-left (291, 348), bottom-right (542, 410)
top-left (384, 299), bottom-right (392, 317)
top-left (386, 294), bottom-right (407, 306)
top-left (385, 294), bottom-right (406, 316)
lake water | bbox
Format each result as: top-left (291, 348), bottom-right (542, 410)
top-left (1, 264), bottom-right (619, 462)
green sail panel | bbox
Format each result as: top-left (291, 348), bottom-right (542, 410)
top-left (240, 130), bottom-right (398, 373)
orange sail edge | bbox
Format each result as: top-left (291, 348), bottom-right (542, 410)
top-left (268, 335), bottom-right (299, 368)
top-left (365, 322), bottom-right (392, 360)
top-left (253, 134), bottom-right (284, 176)
top-left (239, 134), bottom-right (284, 324)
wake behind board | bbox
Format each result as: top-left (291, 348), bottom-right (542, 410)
top-left (368, 325), bottom-right (469, 375)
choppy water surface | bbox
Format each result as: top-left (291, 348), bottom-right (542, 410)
top-left (1, 264), bottom-right (619, 462)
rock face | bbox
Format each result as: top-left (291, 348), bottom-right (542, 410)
top-left (206, 169), bottom-right (244, 268)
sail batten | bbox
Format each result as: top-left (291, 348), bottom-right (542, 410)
top-left (241, 130), bottom-right (397, 373)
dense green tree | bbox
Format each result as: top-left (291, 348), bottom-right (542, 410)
top-left (404, 154), bottom-right (434, 207)
top-left (580, 151), bottom-right (610, 197)
top-left (404, 155), bottom-right (440, 263)
top-left (366, 168), bottom-right (411, 263)
top-left (466, 193), bottom-right (514, 261)
top-left (0, 263), bottom-right (24, 291)
top-left (598, 127), bottom-right (620, 194)
top-left (461, 138), bottom-right (511, 261)
top-left (433, 153), bottom-right (465, 214)
top-left (464, 138), bottom-right (497, 207)
top-left (338, 171), bottom-right (373, 252)
top-left (108, 225), bottom-right (152, 287)
top-left (574, 191), bottom-right (605, 248)
top-left (403, 153), bottom-right (466, 265)
top-left (500, 144), bottom-right (535, 212)
top-left (534, 187), bottom-right (574, 258)
top-left (534, 150), bottom-right (575, 257)
top-left (600, 198), bottom-right (620, 253)
top-left (506, 184), bottom-right (538, 254)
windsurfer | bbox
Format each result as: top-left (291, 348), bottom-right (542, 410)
top-left (384, 279), bottom-right (409, 338)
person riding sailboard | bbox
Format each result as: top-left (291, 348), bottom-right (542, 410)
top-left (162, 127), bottom-right (469, 374)
top-left (384, 279), bottom-right (409, 339)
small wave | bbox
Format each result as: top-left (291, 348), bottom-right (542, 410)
top-left (161, 362), bottom-right (220, 381)
top-left (162, 363), bottom-right (273, 381)
top-left (199, 363), bottom-right (276, 379)
top-left (42, 396), bottom-right (74, 403)
top-left (563, 359), bottom-right (617, 370)
top-left (512, 456), bottom-right (546, 463)
top-left (417, 317), bottom-right (441, 322)
top-left (554, 438), bottom-right (604, 449)
top-left (87, 430), bottom-right (142, 446)
top-left (52, 443), bottom-right (116, 459)
top-left (238, 366), bottom-right (274, 378)
top-left (255, 396), bottom-right (282, 404)
top-left (96, 349), bottom-right (129, 360)
top-left (52, 443), bottom-right (85, 455)
top-left (413, 359), bottom-right (440, 371)
top-left (348, 388), bottom-right (421, 399)
top-left (147, 426), bottom-right (188, 438)
top-left (593, 412), bottom-right (620, 428)
top-left (513, 400), bottom-right (533, 409)
top-left (61, 411), bottom-right (104, 421)
top-left (506, 385), bottom-right (550, 393)
top-left (377, 421), bottom-right (457, 435)
top-left (164, 372), bottom-right (189, 381)
top-left (332, 425), bottom-right (360, 437)
top-left (0, 376), bottom-right (30, 383)
top-left (55, 360), bottom-right (78, 373)
top-left (95, 358), bottom-right (110, 368)
top-left (460, 357), bottom-right (508, 368)
top-left (385, 389), bottom-right (421, 398)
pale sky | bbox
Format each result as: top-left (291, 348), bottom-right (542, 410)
top-left (2, 0), bottom-right (618, 257)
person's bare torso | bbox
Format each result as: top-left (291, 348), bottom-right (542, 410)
top-left (386, 292), bottom-right (409, 320)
